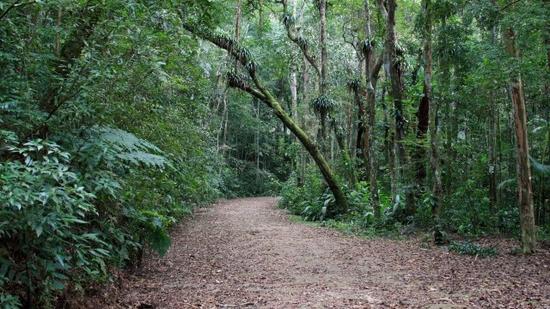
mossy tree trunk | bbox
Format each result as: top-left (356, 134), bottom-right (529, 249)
top-left (183, 24), bottom-right (349, 215)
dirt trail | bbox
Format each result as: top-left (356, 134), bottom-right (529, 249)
top-left (113, 197), bottom-right (549, 308)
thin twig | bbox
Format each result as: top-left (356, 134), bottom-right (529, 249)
top-left (0, 1), bottom-right (35, 21)
top-left (500, 0), bottom-right (522, 11)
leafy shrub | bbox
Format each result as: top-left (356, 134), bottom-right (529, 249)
top-left (0, 132), bottom-right (193, 307)
top-left (448, 241), bottom-right (497, 257)
top-left (442, 179), bottom-right (495, 236)
top-left (495, 207), bottom-right (520, 235)
top-left (0, 140), bottom-right (111, 306)
top-left (279, 166), bottom-right (324, 220)
top-left (414, 192), bottom-right (437, 228)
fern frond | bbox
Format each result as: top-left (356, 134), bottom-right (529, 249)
top-left (94, 126), bottom-right (162, 153)
top-left (117, 151), bottom-right (172, 169)
top-left (86, 126), bottom-right (171, 169)
top-left (530, 155), bottom-right (550, 175)
top-left (497, 178), bottom-right (515, 190)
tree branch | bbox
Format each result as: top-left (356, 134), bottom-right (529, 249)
top-left (227, 72), bottom-right (266, 101)
top-left (280, 0), bottom-right (321, 78)
top-left (378, 0), bottom-right (388, 20)
top-left (0, 1), bottom-right (35, 22)
top-left (182, 23), bottom-right (257, 75)
top-left (500, 0), bottom-right (523, 11)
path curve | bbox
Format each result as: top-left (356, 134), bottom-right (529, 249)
top-left (114, 197), bottom-right (549, 308)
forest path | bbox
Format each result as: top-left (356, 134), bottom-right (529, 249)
top-left (115, 197), bottom-right (549, 308)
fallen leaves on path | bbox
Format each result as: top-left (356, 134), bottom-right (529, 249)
top-left (81, 197), bottom-right (550, 308)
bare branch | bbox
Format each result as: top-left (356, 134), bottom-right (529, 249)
top-left (378, 0), bottom-right (388, 20)
top-left (0, 1), bottom-right (35, 21)
top-left (280, 0), bottom-right (321, 78)
top-left (182, 23), bottom-right (257, 75)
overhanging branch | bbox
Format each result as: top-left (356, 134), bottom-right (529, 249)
top-left (182, 23), bottom-right (257, 75)
top-left (280, 0), bottom-right (321, 78)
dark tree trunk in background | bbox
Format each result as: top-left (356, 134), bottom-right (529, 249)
top-left (385, 0), bottom-right (407, 168)
top-left (317, 0), bottom-right (329, 143)
top-left (385, 0), bottom-right (413, 215)
top-left (355, 87), bottom-right (366, 161)
top-left (319, 0), bottom-right (328, 95)
top-left (414, 95), bottom-right (429, 189)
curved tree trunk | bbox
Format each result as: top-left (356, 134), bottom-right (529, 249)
top-left (181, 23), bottom-right (349, 215)
top-left (260, 86), bottom-right (349, 215)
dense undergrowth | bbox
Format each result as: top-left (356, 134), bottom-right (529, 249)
top-left (1, 0), bottom-right (549, 307)
top-left (0, 2), bottom-right (285, 307)
top-left (279, 166), bottom-right (550, 241)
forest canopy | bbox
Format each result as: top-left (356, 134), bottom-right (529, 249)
top-left (0, 0), bottom-right (548, 307)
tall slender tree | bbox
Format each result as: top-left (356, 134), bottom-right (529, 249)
top-left (503, 19), bottom-right (536, 253)
top-left (363, 0), bottom-right (384, 219)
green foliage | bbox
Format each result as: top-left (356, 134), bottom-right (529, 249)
top-left (442, 179), bottom-right (494, 236)
top-left (90, 127), bottom-right (171, 169)
top-left (279, 167), bottom-right (325, 221)
top-left (448, 241), bottom-right (498, 257)
top-left (0, 139), bottom-right (111, 306)
top-left (0, 1), bottom-right (228, 306)
top-left (280, 170), bottom-right (393, 230)
top-left (1, 0), bottom-right (548, 305)
top-left (0, 294), bottom-right (21, 309)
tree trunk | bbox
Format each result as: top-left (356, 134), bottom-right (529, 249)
top-left (355, 87), bottom-right (366, 163)
top-left (319, 0), bottom-right (328, 95)
top-left (260, 86), bottom-right (349, 215)
top-left (488, 31), bottom-right (498, 209)
top-left (385, 0), bottom-right (406, 166)
top-left (414, 0), bottom-right (431, 204)
top-left (385, 0), bottom-right (411, 213)
top-left (331, 117), bottom-right (357, 186)
top-left (289, 0), bottom-right (298, 125)
top-left (360, 0), bottom-right (385, 218)
top-left (504, 26), bottom-right (536, 254)
top-left (255, 99), bottom-right (261, 184)
top-left (290, 65), bottom-right (298, 125)
top-left (414, 95), bottom-right (429, 188)
top-left (422, 0), bottom-right (443, 223)
top-left (366, 81), bottom-right (380, 219)
top-left (317, 0), bottom-right (329, 144)
top-left (234, 0), bottom-right (242, 48)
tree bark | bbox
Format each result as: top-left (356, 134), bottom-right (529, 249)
top-left (504, 26), bottom-right (536, 254)
top-left (414, 0), bottom-right (431, 203)
top-left (319, 0), bottom-right (328, 95)
top-left (384, 0), bottom-right (411, 213)
top-left (317, 0), bottom-right (329, 143)
top-left (363, 0), bottom-right (384, 219)
top-left (290, 66), bottom-right (298, 120)
top-left (422, 0), bottom-right (443, 223)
